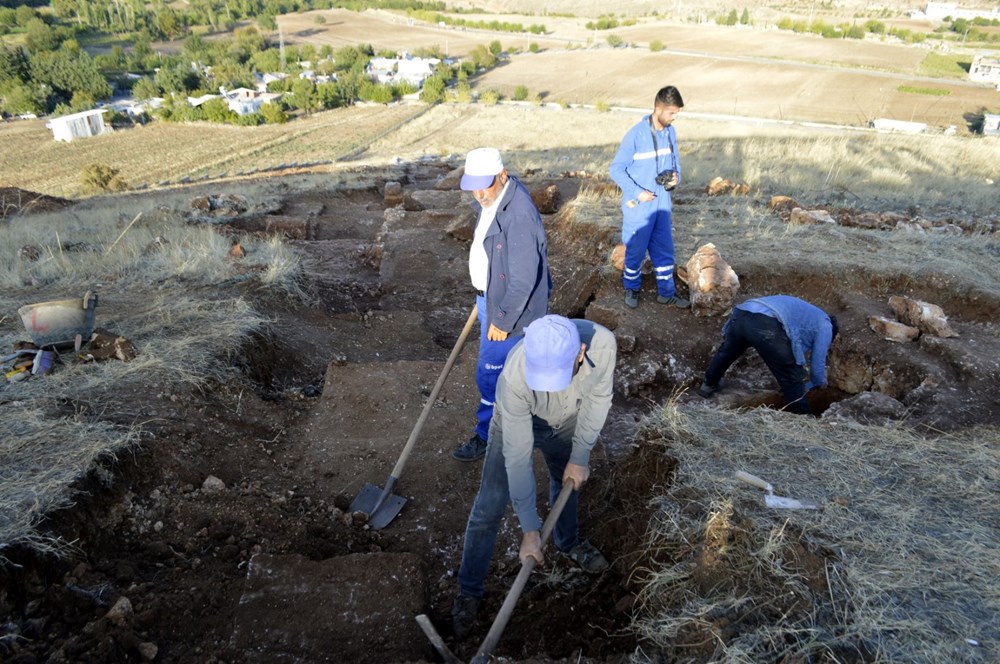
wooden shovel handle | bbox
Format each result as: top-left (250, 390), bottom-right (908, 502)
top-left (471, 481), bottom-right (576, 663)
top-left (389, 305), bottom-right (479, 480)
top-left (735, 470), bottom-right (773, 493)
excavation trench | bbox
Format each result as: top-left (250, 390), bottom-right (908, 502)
top-left (3, 165), bottom-right (999, 663)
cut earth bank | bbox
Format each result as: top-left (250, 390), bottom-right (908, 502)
top-left (1, 159), bottom-right (998, 663)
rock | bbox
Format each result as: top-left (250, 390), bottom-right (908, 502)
top-left (888, 296), bottom-right (958, 338)
top-left (822, 391), bottom-right (909, 425)
top-left (530, 183), bottom-right (561, 214)
top-left (201, 475), bottom-right (226, 494)
top-left (895, 220), bottom-right (925, 233)
top-left (789, 207), bottom-right (835, 225)
top-left (841, 211), bottom-right (884, 230)
top-left (445, 211), bottom-right (475, 243)
top-left (190, 196), bottom-right (211, 211)
top-left (928, 223), bottom-right (963, 236)
top-left (615, 333), bottom-right (636, 353)
top-left (228, 242), bottom-right (246, 259)
top-left (137, 642), bottom-right (158, 661)
top-left (880, 211), bottom-right (909, 225)
top-left (706, 177), bottom-right (750, 196)
top-left (383, 181), bottom-right (403, 207)
top-left (87, 328), bottom-right (139, 362)
top-left (434, 167), bottom-right (463, 190)
top-left (685, 243), bottom-right (739, 317)
top-left (586, 303), bottom-right (619, 331)
top-left (18, 245), bottom-right (41, 261)
top-left (106, 597), bottom-right (133, 627)
top-left (402, 189), bottom-right (462, 211)
top-left (868, 315), bottom-right (919, 342)
top-left (610, 243), bottom-right (625, 271)
top-left (769, 195), bottom-right (800, 213)
top-left (142, 236), bottom-right (169, 255)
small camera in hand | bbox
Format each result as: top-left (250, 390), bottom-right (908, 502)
top-left (655, 170), bottom-right (677, 190)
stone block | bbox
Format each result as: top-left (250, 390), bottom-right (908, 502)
top-left (685, 243), bottom-right (739, 317)
top-left (868, 315), bottom-right (919, 343)
top-left (888, 296), bottom-right (958, 338)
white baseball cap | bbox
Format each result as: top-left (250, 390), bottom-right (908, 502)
top-left (460, 147), bottom-right (504, 190)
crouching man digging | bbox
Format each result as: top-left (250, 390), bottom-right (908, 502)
top-left (452, 315), bottom-right (616, 639)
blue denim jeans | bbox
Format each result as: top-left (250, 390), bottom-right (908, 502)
top-left (474, 294), bottom-right (522, 442)
top-left (457, 422), bottom-right (580, 598)
top-left (705, 309), bottom-right (810, 414)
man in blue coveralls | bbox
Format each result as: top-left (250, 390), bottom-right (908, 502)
top-left (698, 295), bottom-right (839, 415)
top-left (610, 85), bottom-right (690, 310)
top-left (452, 147), bottom-right (552, 462)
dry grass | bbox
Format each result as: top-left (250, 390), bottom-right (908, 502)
top-left (0, 195), bottom-right (297, 554)
top-left (0, 104), bottom-right (425, 198)
top-left (632, 401), bottom-right (999, 663)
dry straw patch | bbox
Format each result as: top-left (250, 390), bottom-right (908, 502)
top-left (633, 402), bottom-right (999, 662)
top-left (0, 197), bottom-right (301, 554)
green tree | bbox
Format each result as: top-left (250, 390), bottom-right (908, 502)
top-left (420, 74), bottom-right (446, 104)
top-left (649, 39), bottom-right (664, 51)
top-left (606, 33), bottom-right (624, 47)
top-left (489, 39), bottom-right (502, 56)
top-left (14, 5), bottom-right (36, 27)
top-left (290, 77), bottom-right (318, 113)
top-left (479, 88), bottom-right (500, 105)
top-left (132, 77), bottom-right (160, 100)
top-left (259, 101), bottom-right (287, 123)
top-left (25, 19), bottom-right (61, 52)
top-left (513, 84), bottom-right (529, 101)
top-left (725, 9), bottom-right (739, 26)
top-left (528, 42), bottom-right (540, 53)
top-left (201, 97), bottom-right (234, 122)
top-left (740, 8), bottom-right (750, 25)
top-left (258, 13), bottom-right (276, 30)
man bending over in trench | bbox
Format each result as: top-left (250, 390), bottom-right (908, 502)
top-left (452, 315), bottom-right (616, 639)
top-left (698, 294), bottom-right (838, 414)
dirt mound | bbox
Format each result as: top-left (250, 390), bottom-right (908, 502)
top-left (0, 187), bottom-right (72, 219)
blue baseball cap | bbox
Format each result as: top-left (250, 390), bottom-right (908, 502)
top-left (460, 147), bottom-right (504, 190)
top-left (524, 315), bottom-right (581, 392)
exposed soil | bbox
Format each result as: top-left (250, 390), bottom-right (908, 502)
top-left (0, 188), bottom-right (72, 220)
top-left (1, 163), bottom-right (998, 663)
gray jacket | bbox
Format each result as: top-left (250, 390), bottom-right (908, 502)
top-left (490, 320), bottom-right (616, 533)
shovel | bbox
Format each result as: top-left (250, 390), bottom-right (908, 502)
top-left (735, 471), bottom-right (819, 510)
top-left (350, 305), bottom-right (479, 529)
top-left (417, 481), bottom-right (577, 664)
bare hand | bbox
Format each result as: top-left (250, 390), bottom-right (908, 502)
top-left (637, 190), bottom-right (657, 203)
top-left (487, 324), bottom-right (509, 342)
top-left (562, 463), bottom-right (590, 490)
top-left (665, 174), bottom-right (679, 190)
top-left (519, 531), bottom-right (543, 565)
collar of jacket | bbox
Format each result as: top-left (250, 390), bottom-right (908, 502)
top-left (484, 175), bottom-right (523, 236)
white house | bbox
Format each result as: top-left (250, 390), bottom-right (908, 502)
top-left (983, 113), bottom-right (1000, 136)
top-left (871, 118), bottom-right (928, 134)
top-left (186, 93), bottom-right (219, 108)
top-left (366, 53), bottom-right (440, 88)
top-left (969, 54), bottom-right (1000, 85)
top-left (921, 2), bottom-right (1000, 21)
top-left (46, 109), bottom-right (111, 142)
top-left (255, 72), bottom-right (288, 93)
top-left (219, 87), bottom-right (282, 115)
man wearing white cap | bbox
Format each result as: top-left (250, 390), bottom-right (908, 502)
top-left (451, 315), bottom-right (616, 639)
top-left (452, 147), bottom-right (552, 462)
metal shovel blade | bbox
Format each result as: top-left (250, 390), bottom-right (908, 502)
top-left (764, 494), bottom-right (819, 510)
top-left (349, 482), bottom-right (407, 529)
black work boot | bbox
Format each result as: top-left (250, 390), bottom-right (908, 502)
top-left (451, 594), bottom-right (481, 640)
top-left (452, 434), bottom-right (487, 462)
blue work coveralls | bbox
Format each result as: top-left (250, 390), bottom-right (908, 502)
top-left (610, 115), bottom-right (681, 297)
top-left (473, 176), bottom-right (551, 442)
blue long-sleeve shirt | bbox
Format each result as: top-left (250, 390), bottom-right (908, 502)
top-left (492, 320), bottom-right (616, 534)
top-left (609, 114), bottom-right (681, 206)
top-left (732, 295), bottom-right (835, 389)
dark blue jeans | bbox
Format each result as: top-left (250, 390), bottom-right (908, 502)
top-left (457, 423), bottom-right (580, 598)
top-left (705, 309), bottom-right (811, 414)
